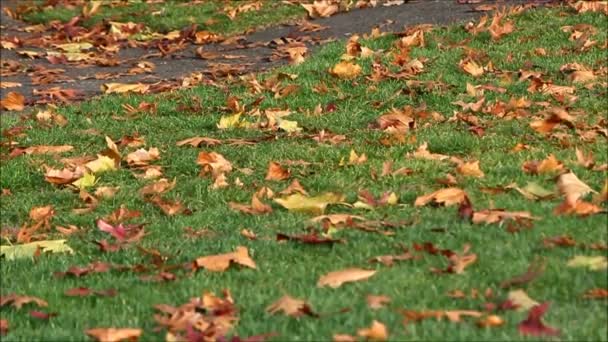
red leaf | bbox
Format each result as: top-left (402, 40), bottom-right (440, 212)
top-left (518, 302), bottom-right (560, 337)
top-left (29, 310), bottom-right (58, 320)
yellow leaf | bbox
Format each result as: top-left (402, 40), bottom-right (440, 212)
top-left (507, 289), bottom-right (539, 311)
top-left (217, 113), bottom-right (250, 129)
top-left (85, 155), bottom-right (116, 173)
top-left (0, 240), bottom-right (73, 260)
top-left (72, 172), bottom-right (96, 190)
top-left (330, 61), bottom-right (362, 79)
top-left (101, 83), bottom-right (149, 94)
top-left (278, 119), bottom-right (301, 133)
top-left (274, 192), bottom-right (345, 215)
top-left (567, 255), bottom-right (607, 271)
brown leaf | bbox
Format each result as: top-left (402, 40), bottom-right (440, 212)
top-left (265, 162), bottom-right (290, 181)
top-left (500, 259), bottom-right (545, 288)
top-left (522, 154), bottom-right (565, 174)
top-left (277, 231), bottom-right (344, 245)
top-left (357, 320), bottom-right (388, 341)
top-left (472, 209), bottom-right (537, 225)
top-left (86, 328), bottom-right (142, 342)
top-left (575, 148), bottom-right (595, 169)
top-left (176, 136), bottom-right (222, 147)
top-left (301, 0), bottom-right (339, 18)
top-left (229, 194), bottom-right (273, 215)
top-left (279, 179), bottom-right (308, 195)
top-left (366, 295), bottom-right (391, 310)
top-left (407, 142), bottom-right (451, 161)
top-left (414, 188), bottom-right (468, 207)
top-left (23, 145), bottom-right (73, 155)
top-left (195, 246), bottom-right (257, 272)
top-left (456, 161), bottom-right (484, 178)
top-left (317, 268), bottom-right (376, 288)
top-left (0, 91), bottom-right (25, 111)
top-left (197, 152), bottom-right (232, 178)
top-left (139, 178), bottom-right (176, 196)
top-left (101, 83), bottom-right (149, 94)
top-left (459, 59), bottom-right (484, 77)
top-left (330, 61), bottom-right (362, 80)
top-left (0, 294), bottom-right (48, 309)
top-left (125, 148), bottom-right (160, 167)
top-left (266, 295), bottom-right (317, 317)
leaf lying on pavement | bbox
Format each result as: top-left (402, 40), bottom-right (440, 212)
top-left (0, 240), bottom-right (73, 260)
top-left (274, 192), bottom-right (345, 215)
top-left (195, 246), bottom-right (257, 272)
top-left (101, 82), bottom-right (149, 94)
top-left (317, 268), bottom-right (376, 288)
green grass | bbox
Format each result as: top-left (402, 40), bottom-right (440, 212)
top-left (2, 6), bottom-right (607, 341)
top-left (21, 0), bottom-right (306, 35)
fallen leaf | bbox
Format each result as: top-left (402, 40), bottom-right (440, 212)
top-left (477, 315), bottom-right (505, 328)
top-left (277, 232), bottom-right (343, 245)
top-left (0, 91), bottom-right (25, 111)
top-left (414, 188), bottom-right (468, 207)
top-left (407, 142), bottom-right (451, 161)
top-left (508, 289), bottom-right (539, 312)
top-left (266, 295), bottom-right (317, 317)
top-left (522, 154), bottom-right (565, 174)
top-left (0, 240), bottom-right (73, 260)
top-left (367, 295), bottom-right (391, 310)
top-left (229, 194), bottom-right (273, 215)
top-left (317, 268), bottom-right (376, 288)
top-left (582, 288), bottom-right (608, 299)
top-left (556, 171), bottom-right (596, 203)
top-left (567, 255), bottom-right (607, 271)
top-left (501, 259), bottom-right (545, 288)
top-left (456, 161), bottom-right (484, 178)
top-left (518, 303), bottom-right (560, 337)
top-left (195, 246), bottom-right (257, 272)
top-left (330, 61), bottom-right (362, 80)
top-left (460, 59), bottom-right (484, 77)
top-left (125, 148), bottom-right (160, 167)
top-left (301, 0), bottom-right (339, 18)
top-left (101, 83), bottom-right (149, 94)
top-left (265, 162), bottom-right (290, 181)
top-left (86, 328), bottom-right (142, 342)
top-left (357, 320), bottom-right (388, 341)
top-left (30, 310), bottom-right (58, 320)
top-left (274, 192), bottom-right (345, 215)
top-left (472, 209), bottom-right (537, 225)
top-left (0, 294), bottom-right (48, 309)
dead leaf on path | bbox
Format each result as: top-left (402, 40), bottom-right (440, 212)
top-left (195, 246), bottom-right (256, 272)
top-left (567, 255), bottom-right (607, 271)
top-left (330, 61), bottom-right (362, 79)
top-left (102, 83), bottom-right (149, 94)
top-left (367, 295), bottom-right (391, 310)
top-left (518, 303), bottom-right (560, 337)
top-left (274, 192), bottom-right (345, 215)
top-left (86, 328), bottom-right (142, 342)
top-left (1, 91), bottom-right (25, 111)
top-left (357, 320), bottom-right (388, 341)
top-left (415, 188), bottom-right (468, 207)
top-left (301, 0), bottom-right (339, 18)
top-left (266, 162), bottom-right (290, 181)
top-left (229, 194), bottom-right (272, 215)
top-left (266, 295), bottom-right (317, 317)
top-left (317, 268), bottom-right (376, 288)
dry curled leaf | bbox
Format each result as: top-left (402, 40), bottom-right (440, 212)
top-left (357, 320), bottom-right (388, 341)
top-left (266, 295), bottom-right (317, 317)
top-left (415, 188), bottom-right (468, 207)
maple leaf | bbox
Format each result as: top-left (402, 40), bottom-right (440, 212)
top-left (86, 328), bottom-right (142, 342)
top-left (375, 107), bottom-right (415, 134)
top-left (0, 91), bottom-right (25, 111)
top-left (139, 178), bottom-right (176, 196)
top-left (317, 268), bottom-right (376, 288)
top-left (44, 167), bottom-right (83, 185)
top-left (265, 162), bottom-right (290, 181)
top-left (357, 320), bottom-right (388, 341)
top-left (195, 246), bottom-right (257, 272)
top-left (522, 154), bottom-right (565, 174)
top-left (518, 303), bottom-right (560, 337)
top-left (414, 188), bottom-right (468, 207)
top-left (280, 179), bottom-right (308, 195)
top-left (266, 295), bottom-right (317, 317)
top-left (96, 219), bottom-right (145, 243)
top-left (556, 171), bottom-right (596, 203)
top-left (274, 192), bottom-right (345, 215)
top-left (176, 136), bottom-right (222, 147)
top-left (330, 61), bottom-right (362, 79)
top-left (488, 13), bottom-right (514, 41)
top-left (472, 209), bottom-right (538, 225)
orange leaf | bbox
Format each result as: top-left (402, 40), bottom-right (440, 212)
top-left (414, 188), bottom-right (468, 207)
top-left (317, 268), bottom-right (376, 288)
top-left (195, 246), bottom-right (257, 272)
top-left (85, 328), bottom-right (142, 342)
top-left (0, 91), bottom-right (25, 111)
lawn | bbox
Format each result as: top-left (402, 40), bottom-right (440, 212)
top-left (19, 0), bottom-right (307, 35)
top-left (1, 4), bottom-right (607, 342)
